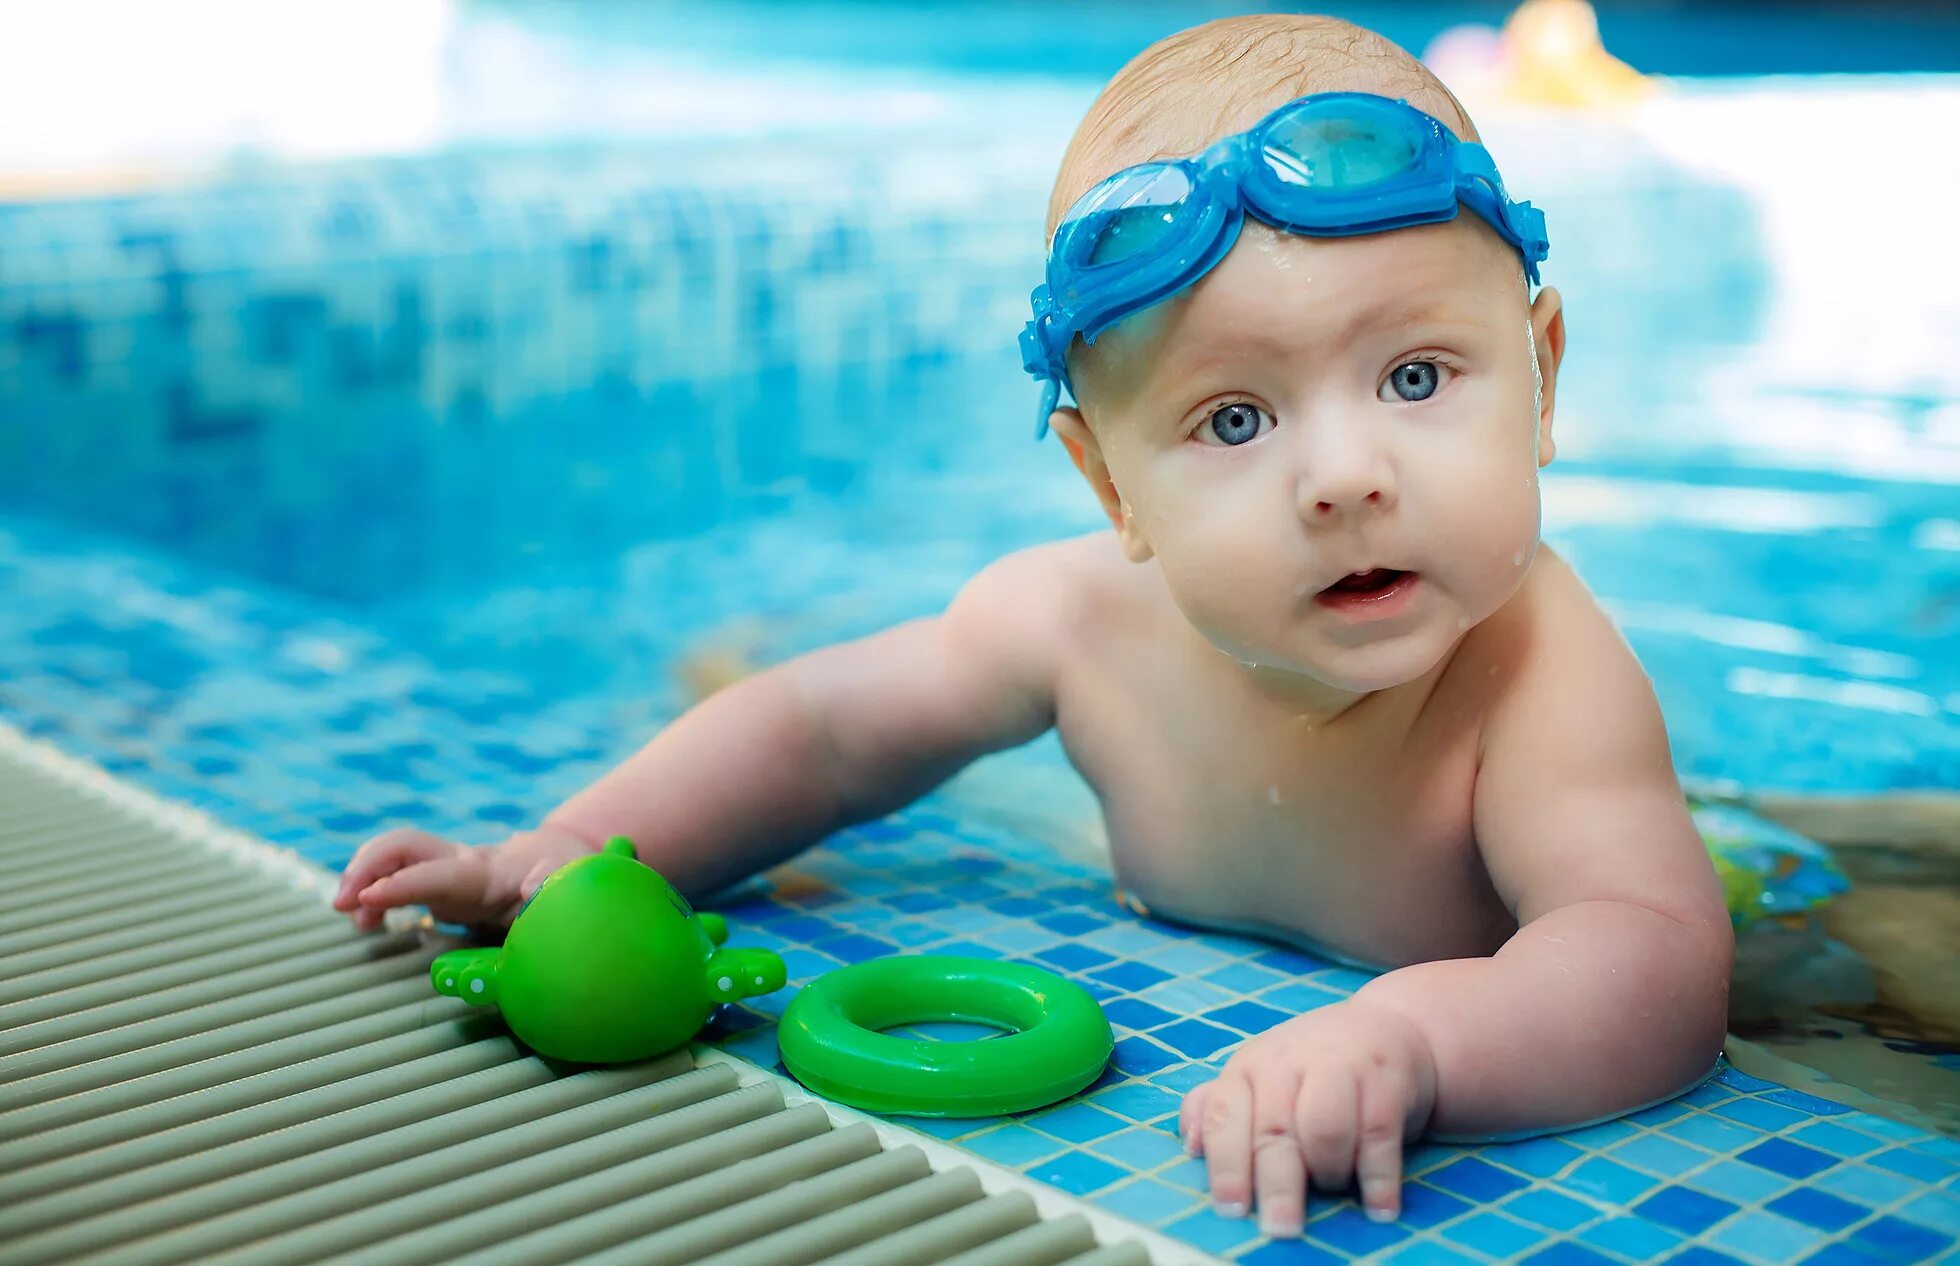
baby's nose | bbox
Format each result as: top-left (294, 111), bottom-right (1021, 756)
top-left (1298, 453), bottom-right (1396, 517)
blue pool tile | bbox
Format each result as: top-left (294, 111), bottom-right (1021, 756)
top-left (900, 1115), bottom-right (980, 1140)
top-left (1763, 1088), bottom-right (1855, 1117)
top-left (1255, 945), bottom-right (1335, 976)
top-left (886, 891), bottom-right (955, 914)
top-left (1810, 1163), bottom-right (1921, 1207)
top-left (1559, 1118), bottom-right (1642, 1150)
top-left (761, 913), bottom-right (836, 941)
top-left (1090, 1176), bottom-right (1188, 1225)
top-left (1634, 1185), bottom-right (1740, 1235)
top-left (1139, 943), bottom-right (1234, 976)
top-left (985, 895), bottom-right (1050, 918)
top-left (1482, 1135), bottom-right (1587, 1179)
top-left (1556, 1157), bottom-right (1659, 1205)
top-left (1711, 1097), bottom-right (1810, 1132)
top-left (1158, 1156), bottom-right (1210, 1193)
top-left (1681, 1083), bottom-right (1738, 1109)
top-left (1693, 1157), bottom-right (1794, 1204)
top-left (1795, 1245), bottom-right (1892, 1266)
top-left (1090, 961), bottom-right (1172, 992)
top-left (1165, 1206), bottom-right (1264, 1255)
top-left (1027, 1151), bottom-right (1128, 1196)
top-left (1427, 1157), bottom-right (1532, 1203)
top-left (1102, 998), bottom-right (1179, 1032)
top-left (1028, 1102), bottom-right (1129, 1144)
top-left (1790, 1121), bottom-right (1889, 1159)
top-left (1152, 1063), bottom-right (1216, 1094)
top-left (1574, 1214), bottom-right (1688, 1261)
top-left (1241, 983), bottom-right (1346, 1022)
top-left (1305, 1205), bottom-right (1413, 1255)
top-left (1139, 978), bottom-right (1238, 1015)
top-left (1204, 1001), bottom-right (1293, 1037)
top-left (1404, 1142), bottom-right (1471, 1177)
top-left (1113, 1036), bottom-right (1183, 1078)
top-left (1398, 1182), bottom-right (1475, 1230)
top-left (1714, 1065), bottom-right (1784, 1094)
top-left (1240, 1238), bottom-right (1347, 1265)
top-left (1766, 1188), bottom-right (1872, 1232)
top-left (1518, 1243), bottom-right (1620, 1266)
top-left (1898, 1191), bottom-right (1960, 1237)
top-left (1381, 1242), bottom-right (1481, 1266)
top-left (1441, 1211), bottom-right (1545, 1258)
top-left (1090, 1126), bottom-right (1188, 1171)
top-left (1742, 1137), bottom-right (1840, 1180)
top-left (1089, 1081), bottom-right (1182, 1123)
top-left (1667, 1112), bottom-right (1768, 1153)
top-left (1707, 1209), bottom-right (1831, 1262)
top-left (1501, 1188), bottom-right (1601, 1232)
top-left (1668, 1249), bottom-right (1752, 1266)
top-left (1035, 911), bottom-right (1109, 936)
top-left (1622, 1097), bottom-right (1701, 1128)
top-left (809, 933), bottom-right (895, 963)
top-left (1872, 1146), bottom-right (1959, 1183)
top-left (1850, 1214), bottom-right (1953, 1261)
top-left (1033, 941), bottom-right (1114, 972)
top-left (1152, 1019), bottom-right (1241, 1061)
top-left (1205, 962), bottom-right (1286, 994)
top-left (1610, 1132), bottom-right (1712, 1178)
top-left (960, 1128), bottom-right (1066, 1168)
top-left (778, 948), bottom-right (844, 980)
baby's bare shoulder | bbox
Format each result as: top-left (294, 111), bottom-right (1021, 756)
top-left (1464, 546), bottom-right (1668, 758)
top-left (947, 530), bottom-right (1136, 652)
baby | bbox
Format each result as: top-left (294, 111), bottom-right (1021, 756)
top-left (335, 14), bottom-right (1733, 1237)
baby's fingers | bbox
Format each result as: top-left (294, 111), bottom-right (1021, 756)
top-left (1179, 1082), bottom-right (1212, 1157)
top-left (1201, 1074), bottom-right (1255, 1219)
top-left (1251, 1067), bottom-right (1307, 1238)
top-left (334, 829), bottom-right (458, 911)
top-left (359, 854), bottom-right (495, 922)
top-left (1355, 1071), bottom-right (1409, 1222)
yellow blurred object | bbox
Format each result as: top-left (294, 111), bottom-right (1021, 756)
top-left (1500, 0), bottom-right (1654, 109)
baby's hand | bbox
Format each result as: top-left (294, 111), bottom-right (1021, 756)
top-left (1179, 1000), bottom-right (1437, 1237)
top-left (331, 825), bottom-right (598, 933)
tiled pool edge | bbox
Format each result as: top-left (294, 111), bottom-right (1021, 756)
top-left (7, 707), bottom-right (1958, 1265)
top-left (0, 717), bottom-right (1208, 1265)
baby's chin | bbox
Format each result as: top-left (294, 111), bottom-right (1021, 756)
top-left (1203, 620), bottom-right (1459, 698)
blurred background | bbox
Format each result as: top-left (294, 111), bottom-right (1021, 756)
top-left (1, 1), bottom-right (1956, 1134)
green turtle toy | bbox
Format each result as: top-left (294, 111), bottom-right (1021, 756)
top-left (431, 837), bottom-right (786, 1063)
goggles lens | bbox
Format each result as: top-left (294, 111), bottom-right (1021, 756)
top-left (1261, 106), bottom-right (1422, 191)
top-left (1063, 164), bottom-right (1195, 269)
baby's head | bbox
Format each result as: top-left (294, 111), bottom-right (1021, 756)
top-left (1038, 15), bottom-right (1566, 699)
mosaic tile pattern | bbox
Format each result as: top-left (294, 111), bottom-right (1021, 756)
top-left (3, 517), bottom-right (1956, 1265)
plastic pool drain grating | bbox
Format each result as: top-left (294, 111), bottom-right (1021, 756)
top-left (0, 727), bottom-right (1190, 1266)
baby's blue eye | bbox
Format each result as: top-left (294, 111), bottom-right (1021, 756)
top-left (1206, 402), bottom-right (1269, 446)
top-left (1383, 361), bottom-right (1440, 402)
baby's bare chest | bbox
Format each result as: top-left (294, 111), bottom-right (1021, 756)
top-left (1056, 659), bottom-right (1518, 970)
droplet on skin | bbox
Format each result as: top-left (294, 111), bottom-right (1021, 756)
top-left (1267, 785), bottom-right (1283, 806)
top-left (1455, 616), bottom-right (1470, 631)
top-left (1513, 551), bottom-right (1525, 567)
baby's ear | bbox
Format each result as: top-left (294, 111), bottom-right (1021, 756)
top-left (1049, 406), bottom-right (1154, 563)
top-left (1531, 287), bottom-right (1567, 468)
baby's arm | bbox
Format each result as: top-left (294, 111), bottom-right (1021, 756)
top-left (1350, 628), bottom-right (1734, 1139)
top-left (336, 547), bottom-right (1068, 927)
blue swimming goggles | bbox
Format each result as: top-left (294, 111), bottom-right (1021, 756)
top-left (1020, 92), bottom-right (1550, 438)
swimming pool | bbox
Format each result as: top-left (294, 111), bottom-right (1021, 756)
top-left (3, 5), bottom-right (1958, 1261)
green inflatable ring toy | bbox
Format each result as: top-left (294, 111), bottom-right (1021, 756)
top-left (778, 954), bottom-right (1113, 1117)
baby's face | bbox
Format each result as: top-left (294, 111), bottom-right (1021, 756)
top-left (1070, 216), bottom-right (1563, 694)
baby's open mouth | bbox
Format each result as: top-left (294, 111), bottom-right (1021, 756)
top-left (1321, 568), bottom-right (1409, 595)
top-left (1314, 568), bottom-right (1419, 615)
